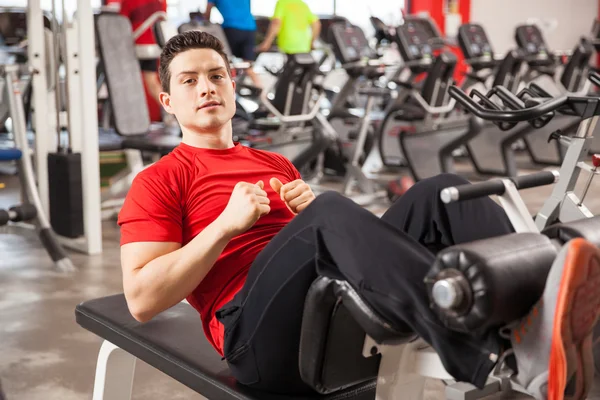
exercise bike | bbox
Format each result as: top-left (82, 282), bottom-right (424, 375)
top-left (439, 74), bottom-right (600, 234)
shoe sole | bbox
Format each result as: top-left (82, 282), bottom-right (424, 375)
top-left (548, 238), bottom-right (600, 400)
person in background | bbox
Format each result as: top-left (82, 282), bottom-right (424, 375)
top-left (119, 0), bottom-right (167, 105)
top-left (204, 0), bottom-right (262, 89)
top-left (256, 0), bottom-right (321, 55)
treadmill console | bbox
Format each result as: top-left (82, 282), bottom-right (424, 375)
top-left (515, 24), bottom-right (554, 67)
top-left (329, 23), bottom-right (376, 64)
top-left (396, 16), bottom-right (443, 63)
top-left (319, 15), bottom-right (351, 44)
top-left (0, 11), bottom-right (28, 46)
top-left (515, 24), bottom-right (550, 56)
top-left (458, 23), bottom-right (494, 61)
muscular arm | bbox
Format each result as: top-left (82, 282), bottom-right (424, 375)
top-left (121, 217), bottom-right (233, 322)
top-left (310, 19), bottom-right (321, 48)
top-left (259, 18), bottom-right (282, 50)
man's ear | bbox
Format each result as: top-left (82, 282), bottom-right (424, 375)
top-left (159, 92), bottom-right (173, 114)
top-left (231, 80), bottom-right (236, 91)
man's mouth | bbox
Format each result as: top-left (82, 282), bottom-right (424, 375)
top-left (198, 100), bottom-right (222, 110)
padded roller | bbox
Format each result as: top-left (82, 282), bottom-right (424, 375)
top-left (542, 216), bottom-right (600, 248)
top-left (425, 233), bottom-right (557, 335)
top-left (9, 203), bottom-right (37, 222)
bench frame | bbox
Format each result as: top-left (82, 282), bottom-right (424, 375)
top-left (90, 334), bottom-right (516, 400)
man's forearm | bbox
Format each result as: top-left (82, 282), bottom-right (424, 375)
top-left (126, 218), bottom-right (233, 322)
top-left (311, 21), bottom-right (321, 45)
top-left (262, 20), bottom-right (281, 48)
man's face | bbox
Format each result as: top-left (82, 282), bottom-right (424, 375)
top-left (160, 48), bottom-right (236, 133)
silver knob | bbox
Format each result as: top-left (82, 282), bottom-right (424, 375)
top-left (432, 278), bottom-right (463, 310)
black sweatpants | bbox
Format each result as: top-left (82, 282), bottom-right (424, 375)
top-left (215, 173), bottom-right (515, 394)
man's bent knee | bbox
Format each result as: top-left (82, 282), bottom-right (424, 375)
top-left (408, 173), bottom-right (470, 197)
top-left (305, 191), bottom-right (362, 216)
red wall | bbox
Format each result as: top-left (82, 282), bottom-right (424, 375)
top-left (408, 0), bottom-right (471, 84)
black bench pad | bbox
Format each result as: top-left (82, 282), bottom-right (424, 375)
top-left (75, 294), bottom-right (376, 400)
top-left (121, 129), bottom-right (181, 155)
top-left (98, 128), bottom-right (124, 152)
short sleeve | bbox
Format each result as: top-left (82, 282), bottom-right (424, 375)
top-left (272, 0), bottom-right (284, 19)
top-left (119, 0), bottom-right (131, 18)
top-left (118, 171), bottom-right (183, 245)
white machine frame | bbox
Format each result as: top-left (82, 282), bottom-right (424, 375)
top-left (27, 0), bottom-right (103, 255)
top-left (89, 326), bottom-right (525, 400)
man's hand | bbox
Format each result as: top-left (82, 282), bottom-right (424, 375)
top-left (217, 181), bottom-right (271, 237)
top-left (270, 178), bottom-right (315, 214)
top-left (256, 42), bottom-right (271, 53)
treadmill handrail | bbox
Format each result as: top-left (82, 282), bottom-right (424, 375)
top-left (133, 11), bottom-right (168, 41)
top-left (259, 80), bottom-right (325, 123)
top-left (448, 85), bottom-right (569, 122)
top-left (410, 89), bottom-right (456, 115)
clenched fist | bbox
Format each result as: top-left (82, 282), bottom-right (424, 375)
top-left (218, 181), bottom-right (271, 237)
top-left (270, 178), bottom-right (315, 214)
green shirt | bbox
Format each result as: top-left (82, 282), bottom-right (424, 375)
top-left (272, 0), bottom-right (318, 54)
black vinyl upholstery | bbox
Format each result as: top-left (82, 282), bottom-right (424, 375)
top-left (426, 233), bottom-right (558, 335)
top-left (76, 294), bottom-right (376, 400)
top-left (299, 277), bottom-right (416, 394)
top-left (95, 12), bottom-right (181, 154)
top-left (542, 216), bottom-right (600, 248)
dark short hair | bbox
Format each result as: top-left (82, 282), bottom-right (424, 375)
top-left (159, 31), bottom-right (231, 93)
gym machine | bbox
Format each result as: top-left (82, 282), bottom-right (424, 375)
top-left (456, 23), bottom-right (593, 177)
top-left (319, 22), bottom-right (396, 203)
top-left (25, 0), bottom-right (103, 254)
top-left (514, 24), bottom-right (594, 167)
top-left (440, 73), bottom-right (600, 233)
top-left (0, 64), bottom-right (74, 270)
top-left (377, 16), bottom-right (478, 181)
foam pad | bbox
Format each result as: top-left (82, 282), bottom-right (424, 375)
top-left (121, 128), bottom-right (181, 155)
top-left (95, 13), bottom-right (151, 136)
top-left (542, 216), bottom-right (600, 248)
top-left (0, 148), bottom-right (22, 161)
top-left (76, 294), bottom-right (376, 400)
top-left (426, 233), bottom-right (557, 335)
top-left (300, 276), bottom-right (415, 394)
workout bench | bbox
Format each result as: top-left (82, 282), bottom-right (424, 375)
top-left (76, 216), bottom-right (600, 400)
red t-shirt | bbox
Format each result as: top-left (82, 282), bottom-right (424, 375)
top-left (119, 0), bottom-right (167, 45)
top-left (118, 142), bottom-right (301, 355)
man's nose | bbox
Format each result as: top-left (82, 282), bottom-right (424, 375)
top-left (197, 76), bottom-right (216, 97)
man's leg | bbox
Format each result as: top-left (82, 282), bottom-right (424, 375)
top-left (241, 30), bottom-right (262, 89)
top-left (381, 173), bottom-right (515, 253)
top-left (216, 191), bottom-right (501, 395)
top-left (139, 60), bottom-right (161, 104)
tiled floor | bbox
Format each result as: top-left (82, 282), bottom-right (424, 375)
top-left (1, 154), bottom-right (600, 400)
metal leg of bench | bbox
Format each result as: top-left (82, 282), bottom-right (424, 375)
top-left (93, 340), bottom-right (136, 400)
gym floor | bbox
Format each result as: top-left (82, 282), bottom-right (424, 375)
top-left (1, 156), bottom-right (600, 400)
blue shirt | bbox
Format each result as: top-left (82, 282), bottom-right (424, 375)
top-left (208, 0), bottom-right (256, 31)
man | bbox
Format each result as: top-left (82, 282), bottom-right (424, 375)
top-left (118, 31), bottom-right (600, 399)
top-left (119, 0), bottom-right (166, 106)
top-left (256, 0), bottom-right (321, 54)
top-left (203, 0), bottom-right (262, 88)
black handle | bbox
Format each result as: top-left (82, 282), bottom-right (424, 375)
top-left (448, 86), bottom-right (568, 122)
top-left (440, 171), bottom-right (558, 204)
top-left (490, 86), bottom-right (525, 110)
top-left (513, 171), bottom-right (558, 190)
top-left (440, 180), bottom-right (506, 203)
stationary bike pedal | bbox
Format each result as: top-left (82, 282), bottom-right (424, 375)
top-left (547, 129), bottom-right (562, 143)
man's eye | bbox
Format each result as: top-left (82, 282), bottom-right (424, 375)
top-left (212, 75), bottom-right (224, 80)
top-left (184, 79), bottom-right (195, 84)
